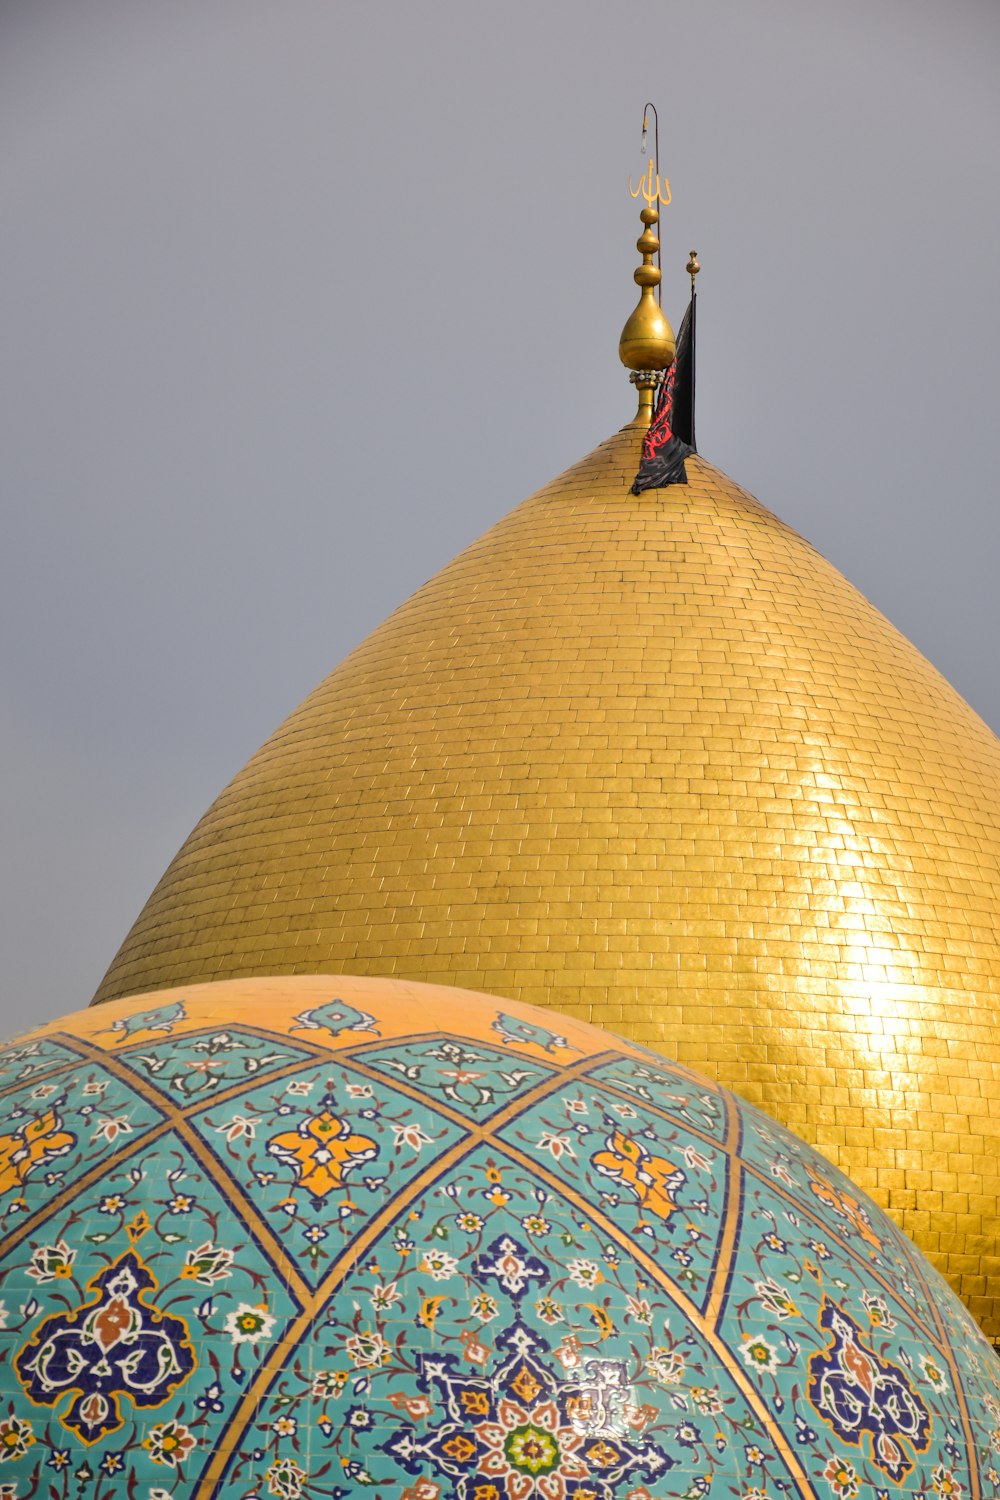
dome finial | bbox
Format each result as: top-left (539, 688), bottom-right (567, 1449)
top-left (620, 106), bottom-right (676, 427)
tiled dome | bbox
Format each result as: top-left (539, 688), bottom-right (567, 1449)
top-left (1, 974), bottom-right (996, 1500)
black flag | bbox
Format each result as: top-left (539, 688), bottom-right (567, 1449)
top-left (631, 292), bottom-right (697, 494)
top-left (671, 287), bottom-right (696, 452)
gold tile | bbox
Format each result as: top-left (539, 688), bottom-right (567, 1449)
top-left (91, 424), bottom-right (1000, 1340)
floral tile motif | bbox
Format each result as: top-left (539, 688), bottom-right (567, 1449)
top-left (0, 1068), bottom-right (165, 1229)
top-left (351, 1037), bottom-right (556, 1122)
top-left (15, 1249), bottom-right (197, 1442)
top-left (737, 1101), bottom-right (929, 1286)
top-left (96, 998), bottom-right (189, 1044)
top-left (188, 1060), bottom-right (469, 1286)
top-left (490, 1011), bottom-right (580, 1056)
top-left (0, 1127), bottom-right (300, 1493)
top-left (0, 1037), bottom-right (84, 1093)
top-left (0, 976), bottom-right (997, 1500)
top-left (288, 998), bottom-right (381, 1041)
top-left (586, 1055), bottom-right (728, 1141)
top-left (382, 1315), bottom-right (676, 1499)
top-left (809, 1296), bottom-right (932, 1480)
top-left (114, 1027), bottom-right (321, 1103)
top-left (717, 1168), bottom-right (977, 1500)
top-left (208, 1142), bottom-right (782, 1500)
top-left (494, 1078), bottom-right (729, 1311)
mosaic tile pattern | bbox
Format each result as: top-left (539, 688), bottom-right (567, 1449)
top-left (2, 974), bottom-right (998, 1500)
top-left (91, 425), bottom-right (1000, 1338)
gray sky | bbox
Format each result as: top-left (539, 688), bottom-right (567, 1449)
top-left (2, 0), bottom-right (999, 1035)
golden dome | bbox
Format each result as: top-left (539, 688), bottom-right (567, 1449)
top-left (93, 423), bottom-right (1000, 1338)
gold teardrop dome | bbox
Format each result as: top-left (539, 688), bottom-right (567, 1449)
top-left (94, 422), bottom-right (1000, 1335)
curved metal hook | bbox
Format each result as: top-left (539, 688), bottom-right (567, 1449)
top-left (636, 102), bottom-right (665, 301)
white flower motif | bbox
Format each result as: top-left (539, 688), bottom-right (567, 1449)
top-left (861, 1289), bottom-right (896, 1331)
top-left (739, 1334), bottom-right (780, 1374)
top-left (27, 1237), bottom-right (77, 1283)
top-left (919, 1351), bottom-right (949, 1393)
top-left (931, 1465), bottom-right (963, 1500)
top-left (683, 1143), bottom-right (713, 1173)
top-left (471, 1293), bottom-right (499, 1322)
top-left (420, 1250), bottom-right (459, 1281)
top-left (392, 1122), bottom-right (433, 1151)
top-left (537, 1131), bottom-right (576, 1161)
top-left (216, 1114), bottom-right (256, 1143)
top-left (266, 1458), bottom-right (307, 1499)
top-left (0, 1416), bottom-right (33, 1464)
top-left (625, 1295), bottom-right (652, 1325)
top-left (370, 1282), bottom-right (401, 1311)
top-left (566, 1258), bottom-right (602, 1289)
top-left (345, 1330), bottom-right (390, 1368)
top-left (754, 1276), bottom-right (798, 1321)
top-left (224, 1303), bottom-right (276, 1344)
top-left (181, 1241), bottom-right (234, 1286)
top-left (92, 1115), bottom-right (133, 1144)
top-left (646, 1346), bottom-right (686, 1385)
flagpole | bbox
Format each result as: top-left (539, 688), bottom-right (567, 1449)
top-left (686, 250), bottom-right (700, 453)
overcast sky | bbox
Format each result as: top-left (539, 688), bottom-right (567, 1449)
top-left (2, 0), bottom-right (999, 1035)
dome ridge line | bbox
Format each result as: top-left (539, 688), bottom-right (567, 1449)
top-left (192, 1127), bottom-right (478, 1499)
top-left (50, 1029), bottom-right (315, 1303)
top-left (897, 1253), bottom-right (985, 1500)
top-left (592, 1074), bottom-right (728, 1157)
top-left (0, 1109), bottom-right (174, 1269)
top-left (738, 1158), bottom-right (940, 1347)
top-left (333, 1044), bottom-right (605, 1134)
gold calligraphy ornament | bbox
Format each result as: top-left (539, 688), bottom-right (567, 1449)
top-left (628, 156), bottom-right (671, 209)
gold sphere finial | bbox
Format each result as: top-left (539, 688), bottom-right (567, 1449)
top-left (687, 249), bottom-right (700, 285)
top-left (621, 105), bottom-right (676, 426)
top-left (619, 202), bottom-right (676, 427)
top-left (618, 203), bottom-right (675, 370)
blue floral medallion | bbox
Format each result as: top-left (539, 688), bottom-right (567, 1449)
top-left (15, 1251), bottom-right (195, 1442)
top-left (808, 1297), bottom-right (932, 1481)
top-left (385, 1316), bottom-right (675, 1500)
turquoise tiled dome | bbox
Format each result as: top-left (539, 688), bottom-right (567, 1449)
top-left (0, 974), bottom-right (996, 1500)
